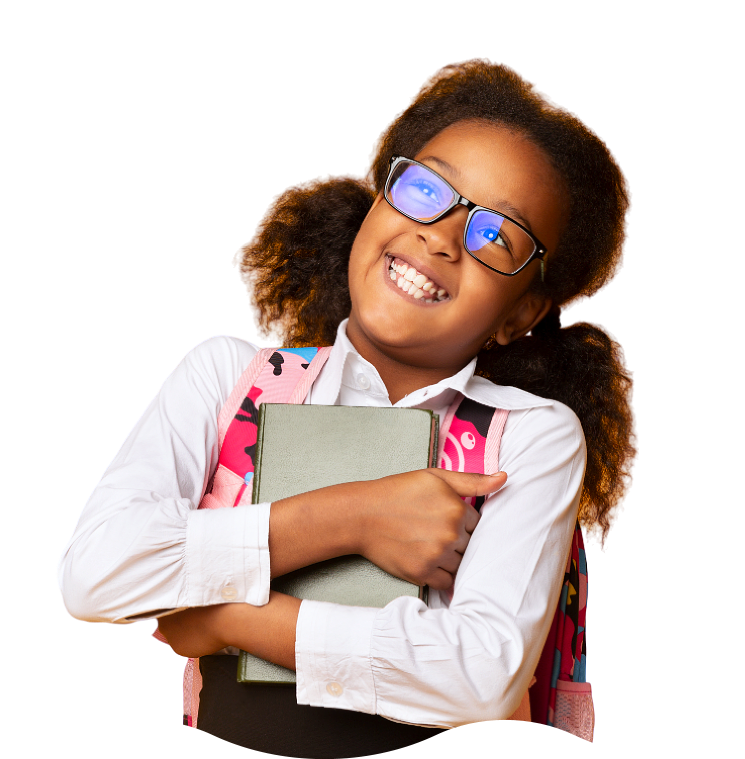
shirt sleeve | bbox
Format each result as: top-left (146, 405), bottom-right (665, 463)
top-left (294, 400), bottom-right (585, 727)
top-left (58, 336), bottom-right (273, 623)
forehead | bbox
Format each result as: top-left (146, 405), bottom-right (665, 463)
top-left (414, 121), bottom-right (568, 244)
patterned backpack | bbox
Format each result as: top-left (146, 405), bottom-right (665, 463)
top-left (168, 346), bottom-right (594, 740)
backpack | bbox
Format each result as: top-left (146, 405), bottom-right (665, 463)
top-left (173, 346), bottom-right (594, 741)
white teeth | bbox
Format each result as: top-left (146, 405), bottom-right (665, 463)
top-left (387, 256), bottom-right (448, 302)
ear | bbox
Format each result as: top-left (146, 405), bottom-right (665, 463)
top-left (493, 292), bottom-right (552, 346)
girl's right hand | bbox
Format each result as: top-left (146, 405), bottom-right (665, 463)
top-left (351, 469), bottom-right (507, 590)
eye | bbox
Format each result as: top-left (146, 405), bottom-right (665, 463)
top-left (396, 176), bottom-right (442, 208)
top-left (472, 222), bottom-right (512, 252)
top-left (389, 164), bottom-right (453, 220)
top-left (465, 210), bottom-right (521, 260)
top-left (476, 225), bottom-right (508, 248)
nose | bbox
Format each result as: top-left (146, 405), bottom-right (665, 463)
top-left (415, 206), bottom-right (467, 261)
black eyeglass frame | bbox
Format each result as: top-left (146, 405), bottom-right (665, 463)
top-left (383, 155), bottom-right (548, 277)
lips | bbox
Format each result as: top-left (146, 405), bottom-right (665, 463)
top-left (385, 255), bottom-right (450, 303)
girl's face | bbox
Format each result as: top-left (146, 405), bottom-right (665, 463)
top-left (347, 120), bottom-right (568, 377)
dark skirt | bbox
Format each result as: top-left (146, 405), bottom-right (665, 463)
top-left (197, 655), bottom-right (444, 758)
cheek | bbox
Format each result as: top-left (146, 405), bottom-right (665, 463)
top-left (356, 198), bottom-right (408, 249)
top-left (348, 206), bottom-right (402, 282)
top-left (347, 231), bottom-right (374, 294)
top-left (471, 305), bottom-right (506, 344)
top-left (460, 270), bottom-right (527, 340)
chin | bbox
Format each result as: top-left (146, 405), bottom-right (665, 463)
top-left (362, 320), bottom-right (419, 352)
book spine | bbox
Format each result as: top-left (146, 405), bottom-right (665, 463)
top-left (429, 414), bottom-right (439, 468)
top-left (423, 412), bottom-right (436, 607)
top-left (251, 404), bottom-right (267, 505)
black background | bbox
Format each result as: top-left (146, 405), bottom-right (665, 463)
top-left (55, 50), bottom-right (641, 750)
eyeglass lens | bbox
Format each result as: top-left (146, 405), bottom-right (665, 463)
top-left (386, 160), bottom-right (536, 274)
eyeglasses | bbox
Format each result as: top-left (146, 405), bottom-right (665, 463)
top-left (383, 156), bottom-right (547, 276)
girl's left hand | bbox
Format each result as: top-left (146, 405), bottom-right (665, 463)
top-left (157, 592), bottom-right (301, 666)
top-left (157, 605), bottom-right (229, 658)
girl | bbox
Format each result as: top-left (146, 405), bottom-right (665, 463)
top-left (60, 60), bottom-right (634, 756)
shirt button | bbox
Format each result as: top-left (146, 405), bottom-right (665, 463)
top-left (356, 373), bottom-right (371, 390)
top-left (221, 586), bottom-right (238, 601)
top-left (326, 682), bottom-right (343, 697)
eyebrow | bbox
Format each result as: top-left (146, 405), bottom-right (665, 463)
top-left (418, 155), bottom-right (534, 232)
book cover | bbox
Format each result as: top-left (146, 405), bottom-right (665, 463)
top-left (237, 403), bottom-right (438, 684)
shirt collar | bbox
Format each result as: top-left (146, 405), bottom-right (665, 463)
top-left (310, 318), bottom-right (552, 411)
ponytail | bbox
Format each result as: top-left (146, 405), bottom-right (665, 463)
top-left (240, 177), bottom-right (375, 347)
top-left (476, 317), bottom-right (634, 542)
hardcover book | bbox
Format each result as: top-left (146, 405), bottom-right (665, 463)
top-left (236, 403), bottom-right (438, 684)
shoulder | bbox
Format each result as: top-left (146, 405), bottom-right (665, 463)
top-left (501, 398), bottom-right (586, 478)
top-left (506, 399), bottom-right (585, 451)
top-left (165, 336), bottom-right (263, 407)
top-left (464, 375), bottom-right (585, 461)
top-left (181, 335), bottom-right (260, 374)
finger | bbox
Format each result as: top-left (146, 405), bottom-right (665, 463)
top-left (464, 504), bottom-right (481, 535)
top-left (427, 567), bottom-right (455, 591)
top-left (426, 469), bottom-right (508, 498)
top-left (438, 550), bottom-right (464, 575)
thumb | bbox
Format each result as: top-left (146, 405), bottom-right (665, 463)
top-left (427, 469), bottom-right (508, 498)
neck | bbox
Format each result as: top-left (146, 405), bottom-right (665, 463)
top-left (371, 355), bottom-right (459, 406)
top-left (345, 322), bottom-right (471, 405)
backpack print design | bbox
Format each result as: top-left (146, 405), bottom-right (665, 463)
top-left (218, 348), bottom-right (322, 489)
top-left (266, 348), bottom-right (311, 376)
top-left (546, 527), bottom-right (593, 738)
top-left (440, 397), bottom-right (495, 512)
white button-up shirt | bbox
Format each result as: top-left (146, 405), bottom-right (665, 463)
top-left (59, 319), bottom-right (585, 727)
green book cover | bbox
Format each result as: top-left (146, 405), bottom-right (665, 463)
top-left (237, 403), bottom-right (438, 684)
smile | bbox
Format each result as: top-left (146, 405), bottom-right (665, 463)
top-left (385, 255), bottom-right (450, 304)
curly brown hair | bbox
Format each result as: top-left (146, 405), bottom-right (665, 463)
top-left (241, 60), bottom-right (635, 541)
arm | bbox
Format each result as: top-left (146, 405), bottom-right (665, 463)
top-left (158, 592), bottom-right (302, 667)
top-left (58, 335), bottom-right (366, 623)
top-left (158, 468), bottom-right (508, 659)
top-left (269, 468), bottom-right (506, 584)
top-left (293, 401), bottom-right (585, 727)
top-left (58, 336), bottom-right (269, 622)
top-left (59, 333), bottom-right (500, 625)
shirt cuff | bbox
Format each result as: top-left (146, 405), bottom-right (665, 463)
top-left (185, 501), bottom-right (271, 607)
top-left (295, 599), bottom-right (378, 714)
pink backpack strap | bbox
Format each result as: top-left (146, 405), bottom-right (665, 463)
top-left (217, 347), bottom-right (331, 450)
top-left (439, 394), bottom-right (508, 510)
top-left (217, 346), bottom-right (331, 481)
top-left (181, 346), bottom-right (331, 728)
top-left (439, 394), bottom-right (510, 643)
top-left (217, 347), bottom-right (277, 446)
top-left (199, 347), bottom-right (331, 511)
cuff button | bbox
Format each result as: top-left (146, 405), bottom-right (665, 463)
top-left (221, 586), bottom-right (238, 601)
top-left (326, 682), bottom-right (343, 697)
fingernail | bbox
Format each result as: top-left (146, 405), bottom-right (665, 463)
top-left (487, 471), bottom-right (507, 477)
